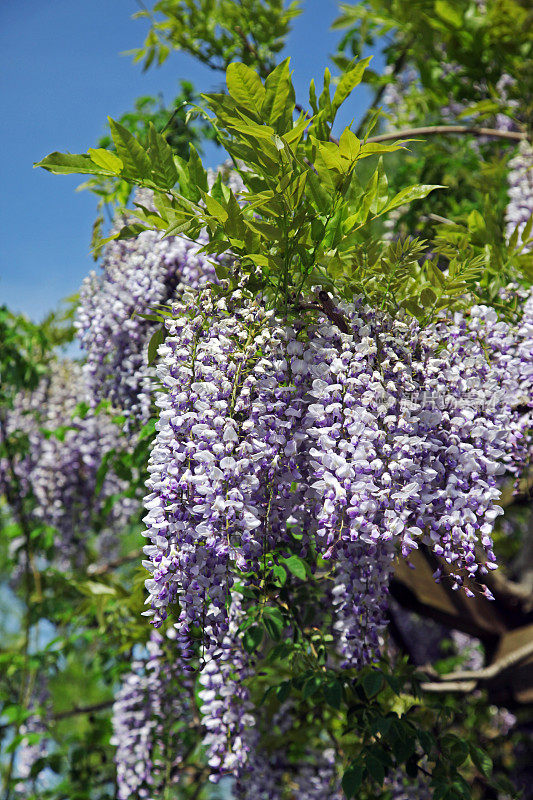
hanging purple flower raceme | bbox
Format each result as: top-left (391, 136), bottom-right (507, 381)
top-left (416, 308), bottom-right (530, 589)
top-left (515, 289), bottom-right (533, 443)
top-left (199, 592), bottom-right (285, 798)
top-left (291, 748), bottom-right (343, 800)
top-left (468, 300), bottom-right (533, 473)
top-left (76, 192), bottom-right (220, 425)
top-left (1, 360), bottom-right (136, 569)
top-left (298, 294), bottom-right (533, 665)
top-left (198, 593), bottom-right (256, 781)
top-left (505, 141), bottom-right (533, 251)
top-left (299, 304), bottom-right (451, 667)
top-left (111, 630), bottom-right (193, 800)
top-left (300, 314), bottom-right (397, 667)
top-left (142, 290), bottom-right (307, 655)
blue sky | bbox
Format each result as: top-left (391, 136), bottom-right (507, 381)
top-left (1, 0), bottom-right (378, 321)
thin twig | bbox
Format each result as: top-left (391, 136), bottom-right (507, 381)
top-left (366, 125), bottom-right (526, 144)
top-left (419, 638), bottom-right (533, 695)
top-left (294, 291), bottom-right (351, 334)
top-left (87, 551), bottom-right (139, 575)
top-left (421, 680), bottom-right (477, 693)
top-left (52, 699), bottom-right (115, 721)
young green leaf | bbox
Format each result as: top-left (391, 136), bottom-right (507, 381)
top-left (262, 57), bottom-right (295, 132)
top-left (226, 62), bottom-right (266, 119)
top-left (108, 117), bottom-right (152, 179)
top-left (382, 184), bottom-right (444, 215)
top-left (87, 148), bottom-right (124, 175)
top-left (434, 0), bottom-right (463, 28)
top-left (282, 555), bottom-right (307, 580)
top-left (147, 123), bottom-right (178, 189)
top-left (35, 152), bottom-right (118, 176)
top-left (332, 56), bottom-right (372, 113)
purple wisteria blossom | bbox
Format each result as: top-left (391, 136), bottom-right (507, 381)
top-left (142, 290), bottom-right (305, 652)
top-left (505, 141), bottom-right (533, 251)
top-left (111, 630), bottom-right (193, 800)
top-left (77, 193), bottom-right (221, 425)
top-left (142, 286), bottom-right (532, 671)
top-left (198, 594), bottom-right (257, 782)
top-left (1, 360), bottom-right (136, 568)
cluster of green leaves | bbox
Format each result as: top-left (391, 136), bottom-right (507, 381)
top-left (37, 59), bottom-right (454, 323)
top-left (332, 0), bottom-right (533, 263)
top-left (0, 306), bottom-right (66, 404)
top-left (78, 80), bottom-right (216, 255)
top-left (333, 0), bottom-right (533, 128)
top-left (130, 0), bottom-right (301, 78)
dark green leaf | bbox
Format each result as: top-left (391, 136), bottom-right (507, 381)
top-left (420, 287), bottom-right (437, 307)
top-left (342, 763), bottom-right (363, 797)
top-left (243, 625), bottom-right (264, 653)
top-left (323, 678), bottom-right (343, 709)
top-left (469, 744), bottom-right (492, 777)
top-left (147, 326), bottom-right (166, 365)
top-left (282, 555), bottom-right (307, 580)
top-left (362, 669), bottom-right (383, 698)
top-left (262, 606), bottom-right (285, 641)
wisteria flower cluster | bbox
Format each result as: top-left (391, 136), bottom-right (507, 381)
top-left (1, 359), bottom-right (136, 568)
top-left (143, 284), bottom-right (532, 669)
top-left (76, 216), bottom-right (221, 424)
top-left (505, 140), bottom-right (533, 251)
top-left (111, 630), bottom-right (194, 799)
top-left (142, 290), bottom-right (305, 647)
